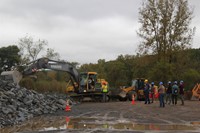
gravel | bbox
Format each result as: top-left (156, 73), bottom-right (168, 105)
top-left (0, 80), bottom-right (67, 128)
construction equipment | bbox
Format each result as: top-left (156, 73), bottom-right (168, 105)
top-left (118, 78), bottom-right (145, 101)
top-left (191, 83), bottom-right (200, 101)
top-left (0, 69), bottom-right (22, 86)
top-left (0, 58), bottom-right (109, 102)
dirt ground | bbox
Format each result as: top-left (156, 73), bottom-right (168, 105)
top-left (1, 100), bottom-right (200, 133)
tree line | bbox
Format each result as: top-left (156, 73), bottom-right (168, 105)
top-left (79, 48), bottom-right (200, 91)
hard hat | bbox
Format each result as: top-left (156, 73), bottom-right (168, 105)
top-left (180, 80), bottom-right (183, 83)
top-left (144, 79), bottom-right (148, 83)
top-left (168, 81), bottom-right (171, 84)
top-left (159, 82), bottom-right (163, 85)
top-left (174, 81), bottom-right (177, 84)
top-left (151, 82), bottom-right (154, 85)
top-left (102, 81), bottom-right (106, 85)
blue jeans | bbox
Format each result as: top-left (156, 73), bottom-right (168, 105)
top-left (159, 93), bottom-right (165, 107)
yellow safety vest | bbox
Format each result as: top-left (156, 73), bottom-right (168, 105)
top-left (102, 85), bottom-right (108, 93)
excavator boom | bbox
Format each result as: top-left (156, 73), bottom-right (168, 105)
top-left (22, 58), bottom-right (80, 91)
top-left (23, 58), bottom-right (79, 82)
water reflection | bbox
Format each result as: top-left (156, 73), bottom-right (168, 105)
top-left (0, 116), bottom-right (199, 133)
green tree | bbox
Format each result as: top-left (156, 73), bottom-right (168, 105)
top-left (104, 60), bottom-right (130, 87)
top-left (97, 59), bottom-right (106, 79)
top-left (137, 0), bottom-right (195, 63)
top-left (182, 69), bottom-right (200, 91)
top-left (116, 55), bottom-right (136, 85)
top-left (0, 45), bottom-right (21, 71)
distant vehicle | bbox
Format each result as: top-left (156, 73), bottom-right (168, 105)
top-left (118, 78), bottom-right (146, 101)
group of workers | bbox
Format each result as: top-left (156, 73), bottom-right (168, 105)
top-left (144, 79), bottom-right (184, 107)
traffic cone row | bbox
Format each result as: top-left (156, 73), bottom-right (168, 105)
top-left (65, 100), bottom-right (71, 112)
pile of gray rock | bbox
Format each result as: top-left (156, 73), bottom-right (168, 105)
top-left (0, 80), bottom-right (67, 128)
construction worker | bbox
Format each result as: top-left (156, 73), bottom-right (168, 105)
top-left (102, 81), bottom-right (108, 102)
top-left (165, 81), bottom-right (172, 105)
top-left (88, 75), bottom-right (95, 90)
top-left (144, 79), bottom-right (150, 104)
top-left (158, 82), bottom-right (165, 107)
top-left (172, 81), bottom-right (179, 105)
top-left (150, 82), bottom-right (155, 103)
top-left (179, 80), bottom-right (184, 105)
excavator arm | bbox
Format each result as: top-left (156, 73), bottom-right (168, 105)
top-left (22, 58), bottom-right (80, 91)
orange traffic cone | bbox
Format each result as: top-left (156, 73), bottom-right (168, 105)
top-left (65, 100), bottom-right (71, 112)
top-left (131, 95), bottom-right (135, 105)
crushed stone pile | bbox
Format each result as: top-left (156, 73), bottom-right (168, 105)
top-left (0, 80), bottom-right (67, 128)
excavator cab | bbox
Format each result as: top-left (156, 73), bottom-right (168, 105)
top-left (79, 72), bottom-right (98, 93)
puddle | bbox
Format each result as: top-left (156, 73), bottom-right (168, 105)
top-left (0, 116), bottom-right (199, 133)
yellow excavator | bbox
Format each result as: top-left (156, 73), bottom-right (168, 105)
top-left (118, 78), bottom-right (146, 101)
top-left (0, 58), bottom-right (109, 102)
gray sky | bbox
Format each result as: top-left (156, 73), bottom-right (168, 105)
top-left (0, 0), bottom-right (199, 64)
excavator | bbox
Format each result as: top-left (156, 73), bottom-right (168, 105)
top-left (0, 58), bottom-right (109, 102)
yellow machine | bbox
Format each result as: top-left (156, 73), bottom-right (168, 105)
top-left (191, 83), bottom-right (200, 101)
top-left (65, 71), bottom-right (110, 102)
top-left (1, 58), bottom-right (109, 102)
top-left (118, 78), bottom-right (146, 101)
top-left (66, 73), bottom-right (109, 93)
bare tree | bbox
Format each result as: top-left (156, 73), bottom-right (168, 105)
top-left (137, 0), bottom-right (195, 63)
top-left (45, 48), bottom-right (60, 60)
top-left (18, 36), bottom-right (48, 62)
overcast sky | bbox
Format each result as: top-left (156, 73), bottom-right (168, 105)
top-left (0, 0), bottom-right (199, 64)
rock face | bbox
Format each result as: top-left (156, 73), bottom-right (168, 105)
top-left (0, 80), bottom-right (67, 128)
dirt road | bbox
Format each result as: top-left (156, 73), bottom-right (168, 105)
top-left (1, 100), bottom-right (200, 133)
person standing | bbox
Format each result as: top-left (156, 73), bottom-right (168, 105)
top-left (165, 81), bottom-right (172, 105)
top-left (88, 75), bottom-right (95, 90)
top-left (179, 80), bottom-right (184, 105)
top-left (150, 82), bottom-right (155, 103)
top-left (144, 79), bottom-right (150, 104)
top-left (102, 81), bottom-right (108, 102)
top-left (172, 81), bottom-right (179, 105)
top-left (158, 82), bottom-right (165, 107)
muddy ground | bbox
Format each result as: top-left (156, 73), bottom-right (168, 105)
top-left (1, 100), bottom-right (200, 133)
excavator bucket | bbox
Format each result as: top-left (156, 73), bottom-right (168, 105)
top-left (0, 70), bottom-right (22, 86)
top-left (119, 91), bottom-right (127, 98)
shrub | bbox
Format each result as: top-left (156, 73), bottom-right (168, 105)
top-left (19, 77), bottom-right (35, 90)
